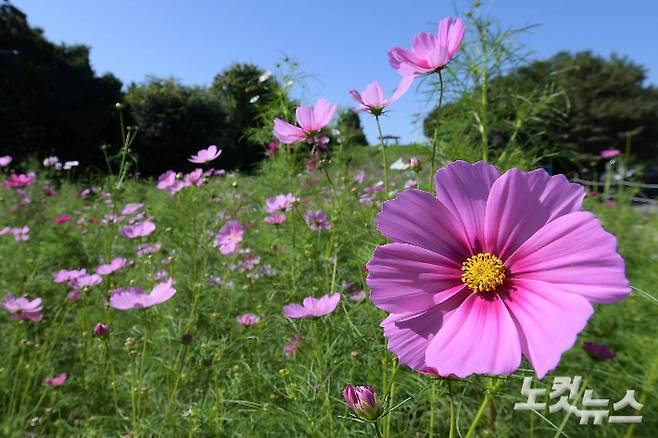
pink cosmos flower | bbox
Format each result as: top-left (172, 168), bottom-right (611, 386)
top-left (70, 274), bottom-right (102, 289)
top-left (0, 155), bottom-right (12, 167)
top-left (121, 203), bottom-right (144, 215)
top-left (273, 99), bottom-right (337, 144)
top-left (188, 145), bottom-right (222, 164)
top-left (367, 161), bottom-right (630, 378)
top-left (43, 187), bottom-right (56, 197)
top-left (304, 210), bottom-right (331, 231)
top-left (264, 214), bottom-right (287, 225)
top-left (266, 141), bottom-right (279, 157)
top-left (53, 269), bottom-right (87, 284)
top-left (343, 384), bottom-right (382, 421)
top-left (235, 313), bottom-right (261, 325)
top-left (3, 173), bottom-right (35, 189)
top-left (215, 220), bottom-right (244, 255)
top-left (136, 243), bottom-right (161, 256)
top-left (3, 226), bottom-right (30, 241)
top-left (54, 214), bottom-right (72, 225)
top-left (109, 278), bottom-right (176, 310)
top-left (354, 170), bottom-right (366, 184)
top-left (388, 17), bottom-right (465, 77)
top-left (156, 170), bottom-right (185, 195)
top-left (95, 257), bottom-right (127, 275)
top-left (2, 293), bottom-right (43, 321)
top-left (44, 373), bottom-right (67, 387)
top-left (120, 221), bottom-right (156, 238)
top-left (600, 149), bottom-right (621, 159)
top-left (283, 293), bottom-right (341, 318)
top-left (349, 77), bottom-right (413, 115)
top-left (183, 168), bottom-right (204, 187)
top-left (265, 193), bottom-right (299, 213)
top-left (93, 323), bottom-right (111, 337)
top-left (284, 333), bottom-right (304, 357)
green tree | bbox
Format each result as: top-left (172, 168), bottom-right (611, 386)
top-left (424, 51), bottom-right (658, 167)
top-left (124, 77), bottom-right (228, 176)
top-left (0, 2), bottom-right (123, 170)
top-left (337, 109), bottom-right (368, 146)
top-left (211, 63), bottom-right (283, 169)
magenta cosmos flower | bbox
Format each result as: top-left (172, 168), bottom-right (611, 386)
top-left (120, 220), bottom-right (156, 238)
top-left (3, 173), bottom-right (35, 189)
top-left (388, 17), bottom-right (465, 77)
top-left (273, 99), bottom-right (337, 144)
top-left (215, 220), bottom-right (244, 255)
top-left (188, 145), bottom-right (222, 164)
top-left (44, 372), bottom-right (67, 387)
top-left (304, 210), bottom-right (331, 231)
top-left (109, 278), bottom-right (176, 310)
top-left (283, 292), bottom-right (341, 318)
top-left (235, 313), bottom-right (261, 325)
top-left (349, 77), bottom-right (413, 116)
top-left (366, 161), bottom-right (630, 379)
top-left (343, 384), bottom-right (382, 421)
top-left (600, 149), bottom-right (621, 159)
top-left (2, 293), bottom-right (43, 321)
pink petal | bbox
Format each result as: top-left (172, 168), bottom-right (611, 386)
top-left (503, 279), bottom-right (593, 378)
top-left (295, 105), bottom-right (315, 132)
top-left (149, 279), bottom-right (176, 305)
top-left (381, 289), bottom-right (468, 372)
top-left (367, 243), bottom-right (463, 313)
top-left (525, 169), bottom-right (585, 223)
top-left (484, 169), bottom-right (552, 260)
top-left (386, 76), bottom-right (414, 106)
top-left (425, 293), bottom-right (522, 377)
top-left (434, 160), bottom-right (500, 253)
top-left (376, 189), bottom-right (470, 261)
top-left (506, 212), bottom-right (630, 304)
top-left (312, 99), bottom-right (336, 130)
top-left (273, 119), bottom-right (306, 144)
top-left (283, 304), bottom-right (310, 318)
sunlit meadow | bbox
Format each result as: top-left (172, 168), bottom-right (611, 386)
top-left (2, 8), bottom-right (658, 438)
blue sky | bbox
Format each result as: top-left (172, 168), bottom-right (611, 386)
top-left (13, 0), bottom-right (658, 145)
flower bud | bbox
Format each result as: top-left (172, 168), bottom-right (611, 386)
top-left (342, 384), bottom-right (382, 421)
top-left (93, 323), bottom-right (110, 337)
top-left (409, 156), bottom-right (422, 172)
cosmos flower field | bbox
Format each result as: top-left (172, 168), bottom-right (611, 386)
top-left (2, 15), bottom-right (658, 438)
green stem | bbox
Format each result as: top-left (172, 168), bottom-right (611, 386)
top-left (374, 115), bottom-right (389, 196)
top-left (448, 380), bottom-right (456, 438)
top-left (465, 378), bottom-right (503, 438)
top-left (428, 379), bottom-right (437, 438)
top-left (374, 422), bottom-right (384, 438)
top-left (384, 361), bottom-right (399, 438)
top-left (429, 70), bottom-right (445, 191)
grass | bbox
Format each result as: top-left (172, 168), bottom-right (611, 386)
top-left (0, 145), bottom-right (657, 437)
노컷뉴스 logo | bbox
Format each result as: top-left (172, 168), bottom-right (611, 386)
top-left (514, 376), bottom-right (643, 425)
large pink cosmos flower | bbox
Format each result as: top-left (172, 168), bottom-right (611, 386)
top-left (188, 145), bottom-right (222, 164)
top-left (349, 77), bottom-right (414, 115)
top-left (283, 293), bottom-right (341, 318)
top-left (388, 17), bottom-right (465, 77)
top-left (3, 173), bottom-right (35, 189)
top-left (120, 221), bottom-right (156, 238)
top-left (215, 220), bottom-right (244, 255)
top-left (273, 99), bottom-right (337, 145)
top-left (1, 293), bottom-right (43, 321)
top-left (366, 161), bottom-right (630, 379)
top-left (109, 279), bottom-right (176, 310)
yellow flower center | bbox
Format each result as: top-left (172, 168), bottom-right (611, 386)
top-left (461, 252), bottom-right (506, 293)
